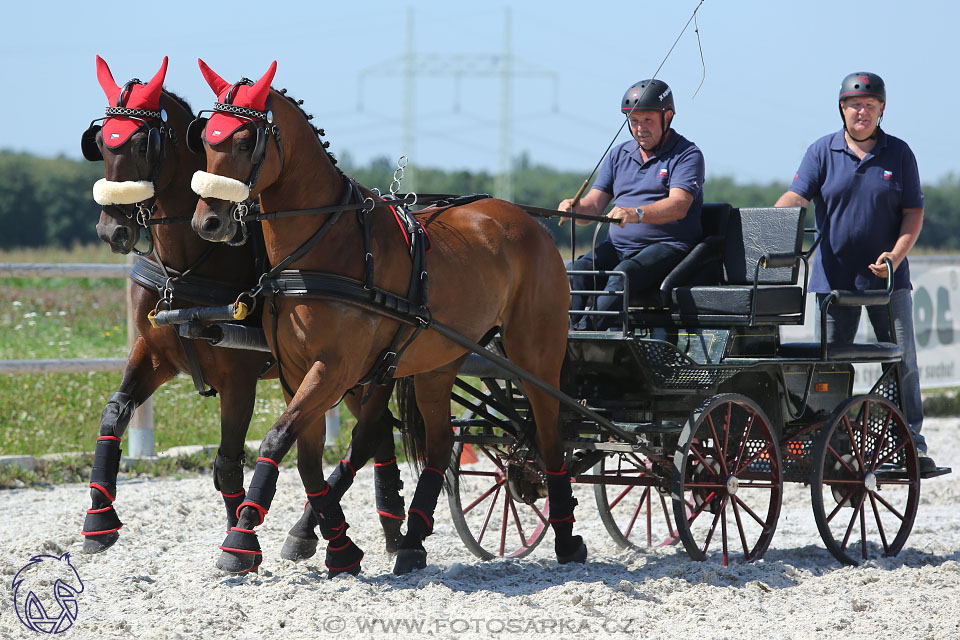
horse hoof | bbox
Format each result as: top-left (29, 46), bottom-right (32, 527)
top-left (557, 539), bottom-right (588, 565)
top-left (393, 548), bottom-right (427, 575)
top-left (217, 550), bottom-right (262, 574)
top-left (81, 531), bottom-right (119, 554)
top-left (382, 519), bottom-right (403, 555)
top-left (281, 534), bottom-right (319, 562)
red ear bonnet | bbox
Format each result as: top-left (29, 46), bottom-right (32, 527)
top-left (96, 56), bottom-right (168, 148)
top-left (199, 59), bottom-right (277, 145)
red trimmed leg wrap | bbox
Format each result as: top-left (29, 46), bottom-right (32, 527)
top-left (241, 458), bottom-right (280, 526)
top-left (221, 491), bottom-right (246, 530)
top-left (545, 467), bottom-right (577, 524)
top-left (82, 505), bottom-right (123, 536)
top-left (324, 534), bottom-right (364, 574)
top-left (374, 458), bottom-right (405, 520)
top-left (405, 467), bottom-right (444, 541)
top-left (88, 436), bottom-right (122, 505)
top-left (326, 460), bottom-right (355, 503)
top-left (220, 527), bottom-right (262, 555)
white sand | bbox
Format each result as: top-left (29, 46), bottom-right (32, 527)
top-left (2, 418), bottom-right (959, 640)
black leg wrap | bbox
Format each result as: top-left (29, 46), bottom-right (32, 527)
top-left (218, 526), bottom-right (263, 574)
top-left (83, 435), bottom-right (123, 553)
top-left (221, 491), bottom-right (246, 530)
top-left (546, 468), bottom-right (587, 564)
top-left (375, 459), bottom-right (406, 554)
top-left (326, 459), bottom-right (356, 502)
top-left (214, 451), bottom-right (247, 530)
top-left (307, 486), bottom-right (364, 577)
top-left (324, 535), bottom-right (364, 578)
top-left (399, 467), bottom-right (444, 550)
top-left (100, 392), bottom-right (136, 436)
top-left (240, 458), bottom-right (280, 526)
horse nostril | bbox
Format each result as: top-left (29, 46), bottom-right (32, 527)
top-left (201, 216), bottom-right (222, 234)
top-left (111, 227), bottom-right (129, 247)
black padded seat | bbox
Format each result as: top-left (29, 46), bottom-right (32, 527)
top-left (671, 284), bottom-right (802, 316)
top-left (777, 341), bottom-right (902, 361)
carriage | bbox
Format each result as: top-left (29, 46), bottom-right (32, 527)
top-left (443, 202), bottom-right (950, 566)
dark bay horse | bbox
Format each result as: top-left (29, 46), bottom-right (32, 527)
top-left (189, 60), bottom-right (586, 575)
top-left (80, 57), bottom-right (405, 566)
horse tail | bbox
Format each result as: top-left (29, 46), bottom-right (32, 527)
top-left (396, 376), bottom-right (427, 474)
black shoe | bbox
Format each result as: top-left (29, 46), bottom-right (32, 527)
top-left (918, 452), bottom-right (937, 475)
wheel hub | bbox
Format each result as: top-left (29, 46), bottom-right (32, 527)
top-left (726, 475), bottom-right (739, 496)
top-left (864, 472), bottom-right (878, 493)
top-left (505, 462), bottom-right (546, 505)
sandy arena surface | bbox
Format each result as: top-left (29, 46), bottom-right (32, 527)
top-left (2, 417), bottom-right (959, 640)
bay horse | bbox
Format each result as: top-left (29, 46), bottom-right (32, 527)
top-left (189, 59), bottom-right (586, 575)
top-left (80, 56), bottom-right (406, 567)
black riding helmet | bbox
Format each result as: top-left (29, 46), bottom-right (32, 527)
top-left (838, 72), bottom-right (885, 141)
top-left (621, 79), bottom-right (674, 153)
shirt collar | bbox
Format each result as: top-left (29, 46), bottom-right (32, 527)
top-left (830, 127), bottom-right (888, 153)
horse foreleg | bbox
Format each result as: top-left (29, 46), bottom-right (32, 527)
top-left (213, 377), bottom-right (258, 532)
top-left (82, 341), bottom-right (174, 554)
top-left (393, 369), bottom-right (457, 575)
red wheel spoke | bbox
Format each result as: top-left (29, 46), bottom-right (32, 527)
top-left (475, 483), bottom-right (502, 545)
top-left (732, 494), bottom-right (770, 528)
top-left (860, 495), bottom-right (867, 559)
top-left (733, 413), bottom-right (756, 476)
top-left (826, 444), bottom-right (859, 477)
top-left (508, 496), bottom-right (530, 548)
top-left (690, 445), bottom-right (722, 480)
top-left (609, 485), bottom-right (635, 511)
top-left (825, 486), bottom-right (857, 524)
top-left (721, 497), bottom-right (729, 566)
top-left (875, 439), bottom-right (909, 469)
top-left (859, 400), bottom-right (869, 463)
top-left (730, 498), bottom-right (751, 558)
top-left (686, 491), bottom-right (718, 525)
top-left (660, 494), bottom-right (679, 542)
top-left (684, 482), bottom-right (726, 489)
top-left (623, 489), bottom-right (648, 541)
top-left (839, 491), bottom-right (867, 552)
top-left (479, 446), bottom-right (504, 468)
top-left (870, 490), bottom-right (906, 521)
top-left (706, 413), bottom-right (729, 476)
top-left (499, 491), bottom-right (510, 556)
top-left (530, 501), bottom-right (548, 525)
top-left (463, 479), bottom-right (505, 514)
top-left (868, 493), bottom-right (890, 554)
top-left (461, 470), bottom-right (502, 479)
top-left (735, 441), bottom-right (772, 475)
top-left (734, 482), bottom-right (779, 489)
top-left (701, 495), bottom-right (726, 556)
top-left (842, 414), bottom-right (867, 473)
top-left (870, 411), bottom-right (893, 471)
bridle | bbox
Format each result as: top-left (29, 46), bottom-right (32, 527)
top-left (187, 79), bottom-right (284, 247)
top-left (81, 78), bottom-right (180, 255)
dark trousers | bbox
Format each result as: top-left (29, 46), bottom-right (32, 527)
top-left (566, 241), bottom-right (686, 330)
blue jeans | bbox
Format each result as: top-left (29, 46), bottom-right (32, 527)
top-left (567, 241), bottom-right (686, 330)
top-left (817, 289), bottom-right (926, 453)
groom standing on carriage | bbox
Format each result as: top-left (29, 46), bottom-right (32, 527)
top-left (560, 79), bottom-right (705, 330)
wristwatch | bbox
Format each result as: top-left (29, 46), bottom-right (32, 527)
top-left (634, 207), bottom-right (645, 223)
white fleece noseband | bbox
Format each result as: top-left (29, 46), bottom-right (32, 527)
top-left (191, 171), bottom-right (250, 203)
top-left (92, 179), bottom-right (155, 206)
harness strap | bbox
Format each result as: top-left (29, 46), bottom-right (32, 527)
top-left (130, 258), bottom-right (252, 307)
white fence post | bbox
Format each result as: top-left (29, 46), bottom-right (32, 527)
top-left (325, 407), bottom-right (340, 446)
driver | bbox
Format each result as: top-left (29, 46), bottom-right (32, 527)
top-left (560, 79), bottom-right (705, 330)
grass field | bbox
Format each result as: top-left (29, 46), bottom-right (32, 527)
top-left (0, 245), bottom-right (352, 461)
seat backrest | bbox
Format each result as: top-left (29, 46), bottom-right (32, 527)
top-left (722, 206), bottom-right (805, 285)
top-left (700, 202), bottom-right (731, 240)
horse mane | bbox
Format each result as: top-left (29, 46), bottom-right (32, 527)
top-left (161, 89), bottom-right (193, 116)
top-left (274, 87), bottom-right (338, 166)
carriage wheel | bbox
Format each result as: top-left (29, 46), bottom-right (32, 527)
top-left (594, 453), bottom-right (680, 549)
top-left (446, 439), bottom-right (550, 560)
top-left (672, 393), bottom-right (782, 564)
top-left (811, 395), bottom-right (920, 566)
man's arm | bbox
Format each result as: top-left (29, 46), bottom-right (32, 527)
top-left (869, 207), bottom-right (923, 278)
top-left (558, 188), bottom-right (613, 226)
top-left (774, 191), bottom-right (809, 208)
top-left (605, 188), bottom-right (694, 228)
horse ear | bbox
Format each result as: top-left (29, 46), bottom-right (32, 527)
top-left (198, 58), bottom-right (231, 98)
top-left (95, 55), bottom-right (121, 104)
top-left (141, 56), bottom-right (168, 106)
top-left (248, 60), bottom-right (277, 108)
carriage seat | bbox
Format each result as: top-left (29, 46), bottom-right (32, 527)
top-left (664, 206), bottom-right (807, 323)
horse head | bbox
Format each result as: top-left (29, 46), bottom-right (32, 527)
top-left (189, 59), bottom-right (285, 244)
top-left (82, 55), bottom-right (197, 254)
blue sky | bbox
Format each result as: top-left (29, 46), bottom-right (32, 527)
top-left (2, 0), bottom-right (955, 187)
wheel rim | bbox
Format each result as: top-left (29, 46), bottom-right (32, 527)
top-left (673, 394), bottom-right (782, 565)
top-left (447, 440), bottom-right (549, 560)
top-left (594, 453), bottom-right (680, 549)
top-left (811, 395), bottom-right (920, 565)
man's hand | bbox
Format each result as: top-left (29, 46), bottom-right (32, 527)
top-left (869, 251), bottom-right (901, 279)
top-left (557, 198), bottom-right (576, 227)
top-left (606, 206), bottom-right (640, 228)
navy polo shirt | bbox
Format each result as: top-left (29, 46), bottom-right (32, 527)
top-left (789, 129), bottom-right (923, 293)
top-left (592, 131), bottom-right (705, 253)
